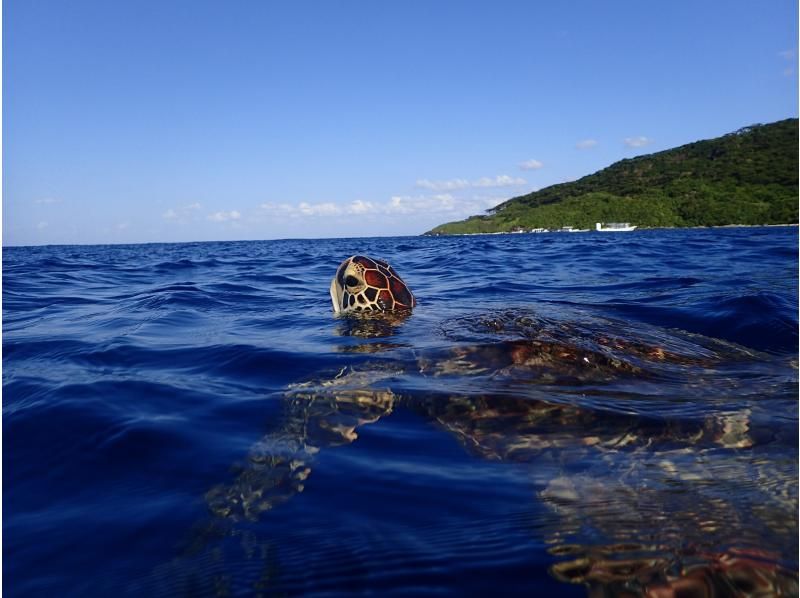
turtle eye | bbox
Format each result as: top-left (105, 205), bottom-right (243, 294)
top-left (345, 275), bottom-right (359, 288)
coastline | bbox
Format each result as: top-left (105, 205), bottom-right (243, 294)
top-left (424, 223), bottom-right (799, 237)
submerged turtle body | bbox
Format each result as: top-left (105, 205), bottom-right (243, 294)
top-left (209, 259), bottom-right (766, 523)
top-left (330, 255), bottom-right (416, 314)
top-left (206, 296), bottom-right (764, 524)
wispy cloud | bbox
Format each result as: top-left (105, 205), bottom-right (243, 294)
top-left (260, 192), bottom-right (504, 221)
top-left (415, 174), bottom-right (526, 191)
top-left (207, 210), bottom-right (241, 222)
top-left (299, 202), bottom-right (340, 216)
top-left (36, 221), bottom-right (48, 230)
top-left (473, 175), bottom-right (527, 187)
top-left (415, 178), bottom-right (470, 191)
top-left (163, 202), bottom-right (202, 221)
top-left (386, 194), bottom-right (458, 215)
top-left (575, 139), bottom-right (598, 150)
top-left (779, 48), bottom-right (796, 77)
top-left (623, 136), bottom-right (652, 148)
top-left (519, 159), bottom-right (543, 171)
top-left (348, 199), bottom-right (376, 214)
top-left (34, 197), bottom-right (60, 205)
top-left (258, 171), bottom-right (529, 224)
top-left (260, 200), bottom-right (376, 217)
top-left (259, 202), bottom-right (298, 216)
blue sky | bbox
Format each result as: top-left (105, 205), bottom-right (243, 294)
top-left (3, 0), bottom-right (797, 246)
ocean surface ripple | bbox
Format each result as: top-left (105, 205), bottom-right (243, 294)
top-left (4, 227), bottom-right (798, 596)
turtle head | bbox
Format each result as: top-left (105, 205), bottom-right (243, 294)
top-left (330, 255), bottom-right (416, 314)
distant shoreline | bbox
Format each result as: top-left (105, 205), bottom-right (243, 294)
top-left (423, 223), bottom-right (799, 237)
top-left (3, 224), bottom-right (797, 248)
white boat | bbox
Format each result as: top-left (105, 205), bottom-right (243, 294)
top-left (595, 222), bottom-right (637, 232)
top-left (530, 227), bottom-right (549, 233)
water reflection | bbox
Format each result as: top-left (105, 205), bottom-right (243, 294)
top-left (550, 544), bottom-right (796, 596)
top-left (169, 313), bottom-right (797, 595)
top-left (197, 398), bottom-right (794, 594)
top-left (333, 310), bottom-right (412, 339)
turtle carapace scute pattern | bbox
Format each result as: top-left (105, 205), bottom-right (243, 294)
top-left (330, 255), bottom-right (416, 314)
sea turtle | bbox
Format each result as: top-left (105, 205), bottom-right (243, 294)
top-left (179, 256), bottom-right (796, 596)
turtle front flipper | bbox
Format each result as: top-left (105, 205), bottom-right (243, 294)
top-left (204, 387), bottom-right (395, 522)
top-left (204, 433), bottom-right (314, 521)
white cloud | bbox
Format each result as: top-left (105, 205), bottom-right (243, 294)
top-left (298, 202), bottom-right (341, 216)
top-left (260, 202), bottom-right (297, 215)
top-left (519, 159), bottom-right (544, 171)
top-left (266, 199), bottom-right (385, 217)
top-left (415, 174), bottom-right (526, 191)
top-left (777, 50), bottom-right (796, 76)
top-left (34, 197), bottom-right (60, 205)
top-left (257, 179), bottom-right (525, 224)
top-left (36, 221), bottom-right (48, 230)
top-left (389, 196), bottom-right (404, 209)
top-left (260, 192), bottom-right (481, 220)
top-left (163, 202), bottom-right (202, 221)
top-left (624, 136), bottom-right (652, 148)
top-left (207, 210), bottom-right (241, 222)
top-left (415, 178), bottom-right (471, 191)
top-left (392, 192), bottom-right (504, 216)
top-left (347, 199), bottom-right (377, 214)
top-left (387, 194), bottom-right (462, 214)
top-left (576, 139), bottom-right (598, 150)
top-left (473, 175), bottom-right (526, 188)
top-left (117, 222), bottom-right (129, 230)
top-left (259, 202), bottom-right (319, 217)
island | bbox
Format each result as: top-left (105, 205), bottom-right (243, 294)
top-left (425, 118), bottom-right (798, 235)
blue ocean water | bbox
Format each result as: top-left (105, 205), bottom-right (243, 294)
top-left (3, 226), bottom-right (798, 596)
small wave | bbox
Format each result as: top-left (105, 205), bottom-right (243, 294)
top-left (603, 291), bottom-right (797, 352)
top-left (152, 258), bottom-right (225, 271)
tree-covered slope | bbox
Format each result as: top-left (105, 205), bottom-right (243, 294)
top-left (426, 118), bottom-right (798, 234)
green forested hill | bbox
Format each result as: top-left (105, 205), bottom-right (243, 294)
top-left (425, 118), bottom-right (798, 235)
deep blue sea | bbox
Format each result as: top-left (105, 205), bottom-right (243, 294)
top-left (3, 226), bottom-right (798, 596)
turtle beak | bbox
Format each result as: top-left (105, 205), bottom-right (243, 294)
top-left (330, 278), bottom-right (343, 314)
